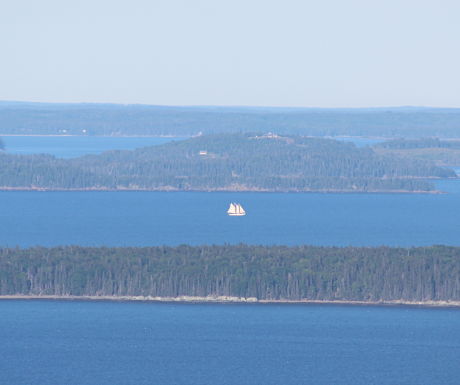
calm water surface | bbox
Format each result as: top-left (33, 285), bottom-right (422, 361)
top-left (1, 182), bottom-right (460, 247)
top-left (332, 136), bottom-right (385, 147)
top-left (0, 300), bottom-right (459, 385)
top-left (2, 136), bottom-right (186, 158)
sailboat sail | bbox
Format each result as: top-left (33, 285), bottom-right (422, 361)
top-left (227, 203), bottom-right (237, 215)
top-left (227, 202), bottom-right (246, 216)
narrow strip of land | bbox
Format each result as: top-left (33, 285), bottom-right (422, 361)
top-left (1, 245), bottom-right (459, 304)
top-left (1, 295), bottom-right (459, 308)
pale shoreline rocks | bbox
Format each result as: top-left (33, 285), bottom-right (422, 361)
top-left (1, 295), bottom-right (459, 308)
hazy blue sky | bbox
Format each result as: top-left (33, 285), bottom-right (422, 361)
top-left (1, 0), bottom-right (459, 107)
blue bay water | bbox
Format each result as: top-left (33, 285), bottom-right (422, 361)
top-left (1, 183), bottom-right (460, 247)
top-left (0, 300), bottom-right (459, 385)
top-left (2, 135), bottom-right (186, 158)
top-left (1, 135), bottom-right (379, 158)
top-left (332, 136), bottom-right (385, 147)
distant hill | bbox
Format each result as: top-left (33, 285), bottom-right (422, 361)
top-left (1, 101), bottom-right (460, 138)
top-left (0, 133), bottom-right (453, 192)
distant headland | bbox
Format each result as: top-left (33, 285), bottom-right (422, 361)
top-left (0, 133), bottom-right (453, 193)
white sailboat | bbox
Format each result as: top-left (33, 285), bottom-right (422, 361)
top-left (227, 203), bottom-right (246, 216)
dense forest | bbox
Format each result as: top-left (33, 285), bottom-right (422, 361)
top-left (0, 133), bottom-right (454, 192)
top-left (374, 138), bottom-right (460, 167)
top-left (1, 102), bottom-right (460, 138)
top-left (1, 245), bottom-right (459, 302)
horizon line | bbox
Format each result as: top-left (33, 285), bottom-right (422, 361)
top-left (1, 99), bottom-right (459, 111)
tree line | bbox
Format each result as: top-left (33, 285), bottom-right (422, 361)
top-left (0, 244), bottom-right (459, 302)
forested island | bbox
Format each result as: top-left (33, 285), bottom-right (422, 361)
top-left (2, 101), bottom-right (460, 138)
top-left (0, 133), bottom-right (454, 192)
top-left (374, 138), bottom-right (460, 167)
top-left (1, 245), bottom-right (459, 305)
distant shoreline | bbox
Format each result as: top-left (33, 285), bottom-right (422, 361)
top-left (0, 186), bottom-right (443, 194)
top-left (3, 134), bottom-right (460, 143)
top-left (3, 133), bottom-right (460, 141)
top-left (0, 134), bottom-right (189, 138)
top-left (1, 295), bottom-right (459, 308)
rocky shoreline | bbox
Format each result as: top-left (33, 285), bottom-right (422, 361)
top-left (1, 295), bottom-right (459, 308)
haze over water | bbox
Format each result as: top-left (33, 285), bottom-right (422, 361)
top-left (2, 135), bottom-right (185, 158)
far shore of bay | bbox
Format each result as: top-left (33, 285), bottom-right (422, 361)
top-left (0, 186), bottom-right (445, 194)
